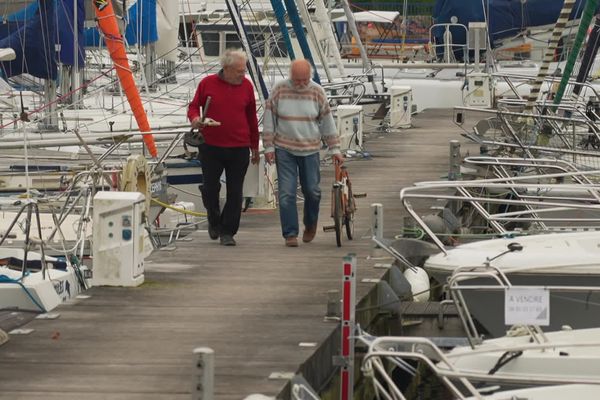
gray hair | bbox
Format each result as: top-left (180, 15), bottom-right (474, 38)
top-left (221, 49), bottom-right (247, 67)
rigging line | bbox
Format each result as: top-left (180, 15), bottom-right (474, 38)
top-left (0, 66), bottom-right (116, 130)
top-left (346, 0), bottom-right (396, 23)
top-left (39, 0), bottom-right (53, 82)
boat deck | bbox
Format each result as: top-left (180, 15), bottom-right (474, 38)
top-left (0, 109), bottom-right (477, 399)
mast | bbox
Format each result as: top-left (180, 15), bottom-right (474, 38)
top-left (313, 0), bottom-right (346, 77)
top-left (282, 0), bottom-right (320, 83)
top-left (339, 0), bottom-right (370, 72)
top-left (553, 0), bottom-right (600, 105)
top-left (93, 0), bottom-right (157, 157)
top-left (296, 0), bottom-right (332, 82)
top-left (224, 0), bottom-right (269, 105)
top-left (72, 0), bottom-right (81, 109)
top-left (573, 14), bottom-right (600, 97)
top-left (269, 0), bottom-right (296, 60)
top-left (524, 0), bottom-right (576, 113)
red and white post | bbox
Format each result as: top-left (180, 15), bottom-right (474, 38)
top-left (340, 253), bottom-right (356, 400)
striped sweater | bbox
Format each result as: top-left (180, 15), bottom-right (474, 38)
top-left (263, 80), bottom-right (340, 156)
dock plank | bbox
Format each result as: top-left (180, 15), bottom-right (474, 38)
top-left (0, 109), bottom-right (476, 399)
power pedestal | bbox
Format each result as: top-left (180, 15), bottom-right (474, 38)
top-left (337, 105), bottom-right (363, 152)
top-left (465, 72), bottom-right (493, 108)
top-left (92, 191), bottom-right (145, 287)
top-left (390, 86), bottom-right (413, 128)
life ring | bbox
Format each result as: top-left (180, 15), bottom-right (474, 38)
top-left (119, 154), bottom-right (151, 217)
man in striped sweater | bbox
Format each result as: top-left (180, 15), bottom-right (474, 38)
top-left (263, 59), bottom-right (344, 247)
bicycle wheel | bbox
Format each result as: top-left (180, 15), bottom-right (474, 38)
top-left (333, 187), bottom-right (343, 247)
top-left (345, 187), bottom-right (355, 240)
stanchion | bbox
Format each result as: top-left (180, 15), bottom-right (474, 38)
top-left (340, 253), bottom-right (356, 400)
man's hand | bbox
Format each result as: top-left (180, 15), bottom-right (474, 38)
top-left (191, 117), bottom-right (205, 130)
top-left (264, 152), bottom-right (275, 165)
top-left (332, 153), bottom-right (345, 165)
top-left (251, 149), bottom-right (260, 165)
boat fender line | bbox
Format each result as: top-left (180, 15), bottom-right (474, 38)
top-left (150, 198), bottom-right (207, 218)
top-left (120, 154), bottom-right (151, 217)
top-left (0, 273), bottom-right (47, 313)
top-left (403, 267), bottom-right (430, 302)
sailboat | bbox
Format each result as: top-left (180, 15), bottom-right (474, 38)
top-left (0, 0), bottom-right (189, 313)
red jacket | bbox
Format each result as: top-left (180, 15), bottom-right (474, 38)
top-left (187, 72), bottom-right (259, 150)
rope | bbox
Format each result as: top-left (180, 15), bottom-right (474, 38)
top-left (0, 273), bottom-right (47, 313)
top-left (151, 198), bottom-right (207, 217)
top-left (487, 351), bottom-right (523, 375)
top-left (0, 67), bottom-right (116, 130)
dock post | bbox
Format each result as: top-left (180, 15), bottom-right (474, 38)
top-left (448, 140), bottom-right (461, 181)
top-left (371, 203), bottom-right (384, 244)
top-left (448, 140), bottom-right (462, 215)
top-left (340, 254), bottom-right (356, 400)
top-left (192, 347), bottom-right (214, 400)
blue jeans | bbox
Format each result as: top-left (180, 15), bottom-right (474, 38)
top-left (275, 148), bottom-right (321, 238)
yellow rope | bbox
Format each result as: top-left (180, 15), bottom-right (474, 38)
top-left (151, 198), bottom-right (208, 217)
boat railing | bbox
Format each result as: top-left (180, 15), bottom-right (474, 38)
top-left (322, 79), bottom-right (367, 106)
top-left (363, 334), bottom-right (600, 399)
top-left (362, 336), bottom-right (481, 400)
top-left (493, 72), bottom-right (600, 102)
top-left (0, 199), bottom-right (51, 280)
top-left (428, 23), bottom-right (469, 64)
top-left (462, 156), bottom-right (598, 184)
top-left (455, 104), bottom-right (600, 166)
top-left (400, 173), bottom-right (600, 253)
top-left (447, 265), bottom-right (600, 348)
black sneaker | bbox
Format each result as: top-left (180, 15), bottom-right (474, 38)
top-left (220, 234), bottom-right (236, 246)
top-left (208, 224), bottom-right (220, 240)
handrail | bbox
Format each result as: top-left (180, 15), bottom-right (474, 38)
top-left (400, 174), bottom-right (600, 253)
top-left (447, 265), bottom-right (600, 347)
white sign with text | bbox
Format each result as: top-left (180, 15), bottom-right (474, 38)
top-left (505, 287), bottom-right (550, 326)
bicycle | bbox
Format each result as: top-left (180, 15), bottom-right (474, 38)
top-left (323, 161), bottom-right (366, 247)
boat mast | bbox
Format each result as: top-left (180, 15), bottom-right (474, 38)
top-left (339, 0), bottom-right (369, 72)
top-left (552, 0), bottom-right (600, 105)
top-left (524, 0), bottom-right (576, 113)
top-left (296, 0), bottom-right (332, 82)
top-left (269, 0), bottom-right (296, 60)
top-left (282, 0), bottom-right (320, 83)
top-left (313, 0), bottom-right (346, 77)
top-left (224, 0), bottom-right (269, 105)
top-left (573, 14), bottom-right (600, 98)
top-left (71, 0), bottom-right (81, 110)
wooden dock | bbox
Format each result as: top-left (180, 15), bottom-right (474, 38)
top-left (0, 109), bottom-right (477, 399)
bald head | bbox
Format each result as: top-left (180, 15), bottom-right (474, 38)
top-left (290, 59), bottom-right (311, 89)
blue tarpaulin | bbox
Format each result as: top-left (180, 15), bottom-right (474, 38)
top-left (0, 0), bottom-right (57, 79)
top-left (432, 0), bottom-right (600, 58)
top-left (85, 0), bottom-right (158, 47)
top-left (7, 0), bottom-right (85, 67)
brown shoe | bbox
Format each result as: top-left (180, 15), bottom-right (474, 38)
top-left (302, 225), bottom-right (317, 243)
top-left (285, 236), bottom-right (298, 247)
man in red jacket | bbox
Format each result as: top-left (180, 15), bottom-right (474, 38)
top-left (188, 49), bottom-right (259, 246)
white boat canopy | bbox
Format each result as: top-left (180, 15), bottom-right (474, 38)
top-left (332, 10), bottom-right (400, 24)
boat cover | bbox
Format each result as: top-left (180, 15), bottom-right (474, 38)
top-left (433, 0), bottom-right (600, 55)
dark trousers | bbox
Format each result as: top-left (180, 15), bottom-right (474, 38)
top-left (199, 144), bottom-right (250, 236)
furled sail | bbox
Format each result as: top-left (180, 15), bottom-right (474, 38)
top-left (92, 0), bottom-right (157, 157)
top-left (154, 0), bottom-right (179, 62)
